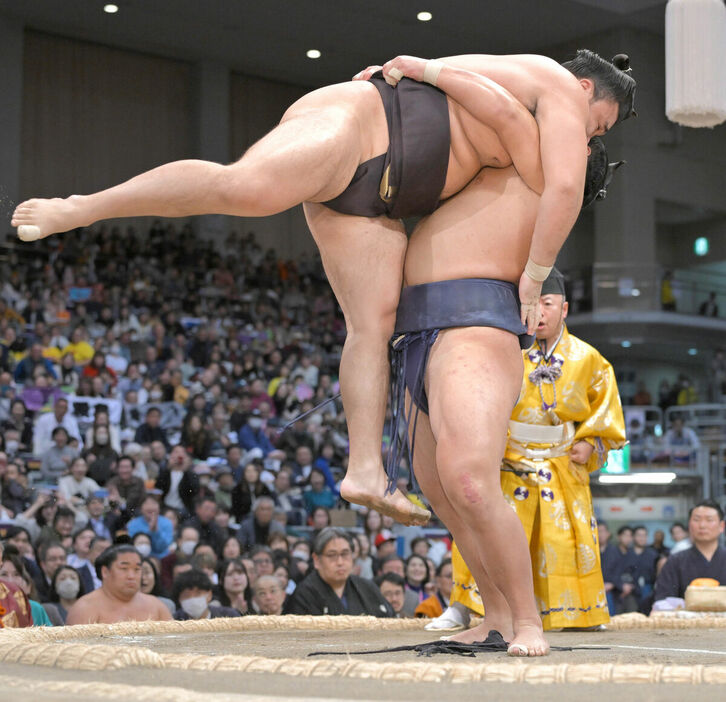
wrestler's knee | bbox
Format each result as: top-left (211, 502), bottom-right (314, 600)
top-left (213, 163), bottom-right (276, 215)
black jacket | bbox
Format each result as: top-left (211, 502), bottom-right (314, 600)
top-left (156, 468), bottom-right (200, 516)
top-left (284, 569), bottom-right (393, 617)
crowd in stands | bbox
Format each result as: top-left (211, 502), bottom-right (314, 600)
top-left (0, 222), bottom-right (451, 626)
top-left (597, 500), bottom-right (726, 616)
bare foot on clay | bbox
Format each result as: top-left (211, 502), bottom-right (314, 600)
top-left (447, 619), bottom-right (514, 644)
top-left (341, 472), bottom-right (430, 527)
top-left (12, 195), bottom-right (88, 241)
top-left (507, 622), bottom-right (549, 657)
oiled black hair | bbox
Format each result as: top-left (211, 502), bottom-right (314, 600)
top-left (562, 50), bottom-right (636, 124)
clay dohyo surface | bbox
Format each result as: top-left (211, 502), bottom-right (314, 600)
top-left (2, 626), bottom-right (726, 702)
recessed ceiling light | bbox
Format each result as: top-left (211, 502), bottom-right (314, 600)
top-left (306, 49), bottom-right (321, 59)
top-left (103, 4), bottom-right (119, 13)
top-left (688, 348), bottom-right (698, 356)
top-left (620, 340), bottom-right (631, 348)
top-left (417, 11), bottom-right (433, 21)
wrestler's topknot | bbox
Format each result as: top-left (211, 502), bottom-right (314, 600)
top-left (562, 49), bottom-right (636, 124)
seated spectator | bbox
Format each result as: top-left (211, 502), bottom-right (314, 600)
top-left (82, 351), bottom-right (117, 386)
top-left (410, 537), bottom-right (431, 560)
top-left (231, 460), bottom-right (273, 522)
top-left (378, 554), bottom-right (419, 617)
top-left (32, 541), bottom-right (68, 603)
top-left (253, 574), bottom-right (286, 615)
top-left (238, 410), bottom-right (276, 457)
top-left (214, 467), bottom-right (235, 512)
top-left (237, 497), bottom-right (285, 552)
top-left (139, 557), bottom-right (175, 614)
top-left (376, 572), bottom-right (408, 618)
top-left (1, 460), bottom-right (33, 517)
top-left (181, 412), bottom-right (214, 460)
top-left (415, 558), bottom-right (453, 619)
top-left (132, 532), bottom-right (153, 558)
top-left (183, 496), bottom-right (225, 554)
top-left (1, 399), bottom-right (34, 452)
top-left (0, 546), bottom-right (52, 626)
top-left (66, 545), bottom-right (172, 624)
top-left (274, 563), bottom-right (295, 596)
top-left (156, 445), bottom-right (199, 517)
top-left (33, 396), bottom-right (83, 456)
top-left (66, 526), bottom-right (100, 592)
top-left (403, 554), bottom-right (430, 605)
top-left (86, 426), bottom-right (120, 486)
top-left (613, 525), bottom-right (638, 614)
top-left (631, 382), bottom-right (652, 406)
top-left (172, 569), bottom-right (240, 620)
top-left (250, 545), bottom-right (276, 580)
top-left (106, 455), bottom-right (146, 518)
top-left (303, 469), bottom-right (337, 515)
top-left (40, 427), bottom-right (78, 484)
top-left (271, 467), bottom-right (306, 526)
top-left (13, 342), bottom-right (57, 385)
top-left (135, 407), bottom-right (170, 450)
top-left (654, 500), bottom-right (726, 602)
top-left (127, 495), bottom-right (174, 559)
top-left (309, 506), bottom-right (332, 541)
top-left (662, 417), bottom-right (700, 463)
top-left (631, 525), bottom-right (659, 613)
top-left (221, 535), bottom-right (242, 561)
top-left (598, 521), bottom-right (622, 615)
top-left (284, 527), bottom-right (393, 617)
top-left (62, 327), bottom-right (95, 366)
top-left (57, 457), bottom-right (101, 508)
top-left (45, 564), bottom-right (85, 624)
top-left (670, 521), bottom-right (692, 555)
top-left (352, 533), bottom-right (374, 580)
top-left (190, 550), bottom-right (219, 584)
top-left (83, 495), bottom-right (114, 541)
top-left (218, 558), bottom-right (252, 614)
top-left (84, 408), bottom-right (122, 454)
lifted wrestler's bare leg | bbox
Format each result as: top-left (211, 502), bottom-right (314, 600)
top-left (427, 327), bottom-right (549, 656)
top-left (12, 82), bottom-right (386, 239)
top-left (409, 407), bottom-right (513, 640)
top-left (305, 203), bottom-right (430, 527)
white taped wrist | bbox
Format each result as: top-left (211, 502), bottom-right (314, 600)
top-left (524, 258), bottom-right (552, 283)
top-left (423, 60), bottom-right (444, 87)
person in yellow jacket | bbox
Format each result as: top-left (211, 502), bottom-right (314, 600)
top-left (427, 269), bottom-right (626, 638)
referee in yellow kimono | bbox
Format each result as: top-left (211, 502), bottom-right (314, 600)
top-left (428, 269), bottom-right (626, 632)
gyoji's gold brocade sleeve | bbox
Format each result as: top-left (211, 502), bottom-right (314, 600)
top-left (573, 354), bottom-right (626, 472)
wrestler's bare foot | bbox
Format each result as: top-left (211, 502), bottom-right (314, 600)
top-left (507, 621), bottom-right (550, 657)
top-left (11, 195), bottom-right (90, 241)
top-left (340, 468), bottom-right (430, 526)
top-left (446, 618), bottom-right (514, 644)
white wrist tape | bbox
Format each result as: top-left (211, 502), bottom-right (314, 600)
top-left (524, 258), bottom-right (552, 283)
top-left (423, 60), bottom-right (444, 87)
top-left (387, 67), bottom-right (404, 83)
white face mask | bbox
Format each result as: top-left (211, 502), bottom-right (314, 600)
top-left (150, 391), bottom-right (163, 401)
top-left (56, 579), bottom-right (80, 600)
top-left (248, 418), bottom-right (263, 430)
top-left (96, 433), bottom-right (109, 445)
top-left (136, 543), bottom-right (152, 558)
top-left (291, 550), bottom-right (309, 561)
top-left (209, 572), bottom-right (219, 585)
top-left (5, 440), bottom-right (19, 455)
top-left (180, 595), bottom-right (209, 619)
top-left (180, 540), bottom-right (198, 556)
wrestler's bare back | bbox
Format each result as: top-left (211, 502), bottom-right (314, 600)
top-left (404, 166), bottom-right (538, 286)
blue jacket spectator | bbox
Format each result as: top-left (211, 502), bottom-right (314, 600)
top-left (238, 414), bottom-right (275, 456)
top-left (127, 496), bottom-right (175, 558)
top-left (13, 343), bottom-right (58, 384)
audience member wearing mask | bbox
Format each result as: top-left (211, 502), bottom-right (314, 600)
top-left (172, 569), bottom-right (240, 620)
top-left (160, 525), bottom-right (200, 592)
top-left (45, 564), bottom-right (85, 624)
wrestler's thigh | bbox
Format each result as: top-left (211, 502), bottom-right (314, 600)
top-left (304, 203), bottom-right (407, 328)
top-left (234, 81), bottom-right (389, 206)
top-left (426, 327), bottom-right (523, 484)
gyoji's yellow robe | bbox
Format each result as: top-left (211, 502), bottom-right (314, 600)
top-left (451, 325), bottom-right (626, 629)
